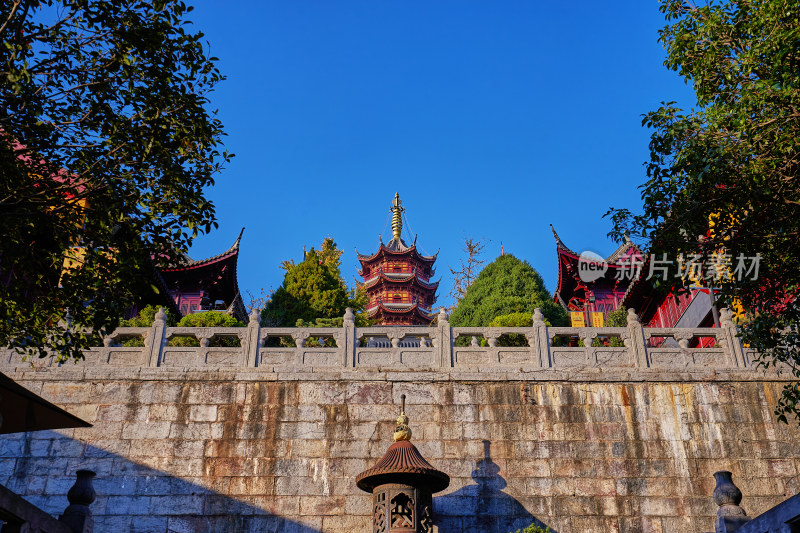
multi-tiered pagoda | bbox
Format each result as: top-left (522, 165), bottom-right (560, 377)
top-left (357, 194), bottom-right (438, 325)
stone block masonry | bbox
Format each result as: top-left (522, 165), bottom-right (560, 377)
top-left (1, 364), bottom-right (799, 533)
top-left (1, 308), bottom-right (798, 532)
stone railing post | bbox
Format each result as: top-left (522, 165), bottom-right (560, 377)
top-left (712, 471), bottom-right (751, 532)
top-left (626, 308), bottom-right (649, 368)
top-left (532, 307), bottom-right (553, 368)
top-left (146, 307), bottom-right (167, 367)
top-left (59, 469), bottom-right (95, 533)
top-left (437, 308), bottom-right (452, 367)
top-left (719, 308), bottom-right (747, 368)
top-left (530, 308), bottom-right (551, 367)
top-left (343, 307), bottom-right (356, 368)
top-left (245, 309), bottom-right (261, 367)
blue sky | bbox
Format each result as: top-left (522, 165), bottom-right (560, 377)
top-left (184, 1), bottom-right (695, 310)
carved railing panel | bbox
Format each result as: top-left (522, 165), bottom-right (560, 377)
top-left (1, 308), bottom-right (759, 374)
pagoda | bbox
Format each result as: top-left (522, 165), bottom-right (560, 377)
top-left (357, 193), bottom-right (438, 325)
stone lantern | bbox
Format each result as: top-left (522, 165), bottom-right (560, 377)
top-left (356, 396), bottom-right (449, 533)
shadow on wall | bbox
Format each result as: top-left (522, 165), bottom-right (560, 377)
top-left (0, 431), bottom-right (321, 533)
top-left (434, 440), bottom-right (556, 533)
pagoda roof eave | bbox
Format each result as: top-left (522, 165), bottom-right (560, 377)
top-left (363, 272), bottom-right (439, 290)
top-left (357, 243), bottom-right (437, 265)
top-left (551, 224), bottom-right (577, 255)
top-left (356, 440), bottom-right (450, 493)
top-left (162, 228), bottom-right (244, 271)
top-left (367, 302), bottom-right (434, 322)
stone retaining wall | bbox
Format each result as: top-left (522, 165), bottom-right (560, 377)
top-left (1, 309), bottom-right (797, 532)
top-left (1, 363), bottom-right (799, 533)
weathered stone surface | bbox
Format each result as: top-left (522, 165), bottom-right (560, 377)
top-left (2, 365), bottom-right (800, 532)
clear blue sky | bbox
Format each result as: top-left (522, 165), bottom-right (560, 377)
top-left (184, 1), bottom-right (695, 310)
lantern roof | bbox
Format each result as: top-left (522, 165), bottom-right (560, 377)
top-left (356, 407), bottom-right (449, 493)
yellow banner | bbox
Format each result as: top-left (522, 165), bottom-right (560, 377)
top-left (570, 311), bottom-right (585, 327)
top-left (591, 312), bottom-right (604, 328)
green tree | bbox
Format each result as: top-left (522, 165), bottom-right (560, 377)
top-left (450, 254), bottom-right (568, 329)
top-left (592, 307), bottom-right (627, 347)
top-left (489, 312), bottom-right (540, 347)
top-left (170, 311), bottom-right (244, 347)
top-left (606, 0), bottom-right (800, 422)
top-left (118, 304), bottom-right (176, 346)
top-left (1, 0), bottom-right (229, 362)
top-left (262, 238), bottom-right (366, 327)
top-left (120, 305), bottom-right (178, 328)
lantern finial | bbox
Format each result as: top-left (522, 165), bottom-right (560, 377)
top-left (394, 393), bottom-right (412, 441)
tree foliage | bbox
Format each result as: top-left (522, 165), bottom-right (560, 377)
top-left (0, 0), bottom-right (228, 361)
top-left (592, 307), bottom-right (627, 347)
top-left (489, 312), bottom-right (539, 347)
top-left (606, 0), bottom-right (800, 422)
top-left (450, 254), bottom-right (568, 328)
top-left (119, 304), bottom-right (177, 328)
top-left (170, 310), bottom-right (243, 347)
top-left (118, 306), bottom-right (242, 346)
top-left (262, 238), bottom-right (366, 327)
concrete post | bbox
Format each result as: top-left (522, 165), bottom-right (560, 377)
top-left (146, 307), bottom-right (167, 367)
top-left (437, 308), bottom-right (452, 367)
top-left (626, 308), bottom-right (650, 368)
top-left (343, 307), bottom-right (356, 368)
top-left (245, 309), bottom-right (261, 367)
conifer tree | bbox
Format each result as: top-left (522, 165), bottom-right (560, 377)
top-left (262, 239), bottom-right (365, 327)
top-left (449, 254), bottom-right (567, 328)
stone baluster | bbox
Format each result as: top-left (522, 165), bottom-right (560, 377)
top-left (196, 331), bottom-right (212, 348)
top-left (712, 471), bottom-right (751, 532)
top-left (580, 331), bottom-right (597, 348)
top-left (626, 308), bottom-right (649, 368)
top-left (673, 331), bottom-right (693, 349)
top-left (59, 470), bottom-right (96, 533)
top-left (389, 331), bottom-right (404, 348)
top-left (485, 332), bottom-right (499, 348)
top-left (245, 309), bottom-right (261, 367)
top-left (146, 307), bottom-right (167, 367)
top-left (292, 331), bottom-right (309, 348)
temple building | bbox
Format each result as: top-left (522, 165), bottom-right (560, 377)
top-left (357, 194), bottom-right (438, 325)
top-left (135, 229), bottom-right (247, 322)
top-left (552, 224), bottom-right (642, 325)
top-left (157, 228), bottom-right (247, 322)
top-left (552, 225), bottom-right (716, 335)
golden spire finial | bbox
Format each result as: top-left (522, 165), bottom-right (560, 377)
top-left (391, 192), bottom-right (404, 240)
top-left (393, 393), bottom-right (412, 442)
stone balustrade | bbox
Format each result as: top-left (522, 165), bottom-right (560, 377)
top-left (1, 307), bottom-right (754, 372)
